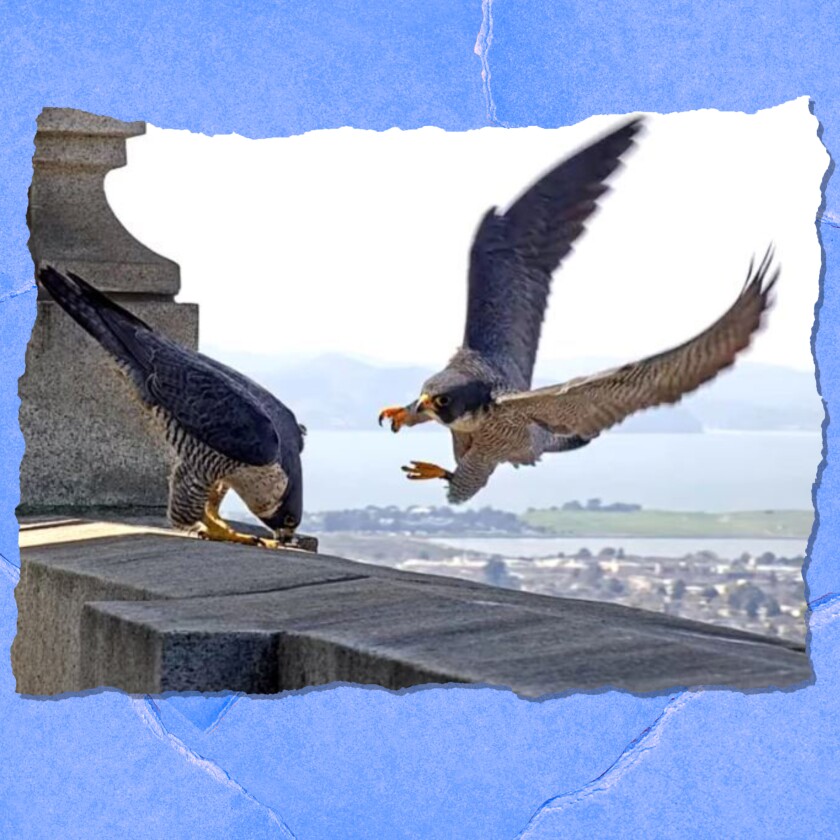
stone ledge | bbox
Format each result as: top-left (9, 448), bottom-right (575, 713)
top-left (36, 107), bottom-right (146, 139)
top-left (12, 519), bottom-right (812, 697)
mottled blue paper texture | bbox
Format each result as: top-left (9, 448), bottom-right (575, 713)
top-left (1, 1), bottom-right (838, 837)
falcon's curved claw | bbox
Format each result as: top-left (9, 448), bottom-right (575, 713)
top-left (401, 460), bottom-right (453, 481)
top-left (378, 405), bottom-right (411, 433)
top-left (258, 534), bottom-right (319, 552)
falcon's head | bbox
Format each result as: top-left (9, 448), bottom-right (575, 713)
top-left (262, 469), bottom-right (303, 537)
top-left (414, 372), bottom-right (493, 427)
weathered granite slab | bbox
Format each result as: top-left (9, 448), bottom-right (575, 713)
top-left (12, 520), bottom-right (812, 697)
top-left (79, 577), bottom-right (811, 695)
top-left (12, 528), bottom-right (364, 694)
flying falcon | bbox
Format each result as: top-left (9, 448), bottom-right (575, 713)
top-left (378, 117), bottom-right (780, 504)
top-left (38, 265), bottom-right (310, 549)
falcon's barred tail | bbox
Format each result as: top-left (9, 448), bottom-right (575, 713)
top-left (37, 265), bottom-right (155, 376)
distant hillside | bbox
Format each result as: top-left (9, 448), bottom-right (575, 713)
top-left (521, 507), bottom-right (813, 539)
top-left (205, 349), bottom-right (822, 433)
top-left (229, 501), bottom-right (813, 540)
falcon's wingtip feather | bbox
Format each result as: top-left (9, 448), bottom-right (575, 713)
top-left (742, 243), bottom-right (781, 301)
top-left (618, 113), bottom-right (646, 135)
top-left (606, 113), bottom-right (647, 146)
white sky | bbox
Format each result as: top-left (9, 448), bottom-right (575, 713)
top-left (106, 97), bottom-right (826, 375)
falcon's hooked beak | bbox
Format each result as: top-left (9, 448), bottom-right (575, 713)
top-left (416, 393), bottom-right (435, 415)
top-left (378, 393), bottom-right (438, 432)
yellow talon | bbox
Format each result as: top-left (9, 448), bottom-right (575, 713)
top-left (198, 517), bottom-right (262, 546)
top-left (401, 460), bottom-right (452, 481)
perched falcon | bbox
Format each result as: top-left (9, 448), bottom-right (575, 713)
top-left (378, 117), bottom-right (780, 504)
top-left (38, 265), bottom-right (308, 549)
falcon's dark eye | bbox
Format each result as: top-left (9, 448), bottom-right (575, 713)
top-left (284, 515), bottom-right (297, 527)
top-left (435, 395), bottom-right (451, 408)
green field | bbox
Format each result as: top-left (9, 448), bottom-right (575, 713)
top-left (520, 509), bottom-right (813, 538)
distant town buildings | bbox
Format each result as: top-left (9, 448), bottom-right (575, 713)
top-left (395, 547), bottom-right (806, 644)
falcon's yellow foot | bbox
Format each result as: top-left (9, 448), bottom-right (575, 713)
top-left (401, 460), bottom-right (453, 481)
top-left (378, 405), bottom-right (411, 433)
top-left (200, 490), bottom-right (260, 546)
top-left (198, 516), bottom-right (262, 547)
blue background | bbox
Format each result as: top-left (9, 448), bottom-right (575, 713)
top-left (1, 2), bottom-right (838, 836)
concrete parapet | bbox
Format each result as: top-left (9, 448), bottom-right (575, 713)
top-left (12, 520), bottom-right (812, 696)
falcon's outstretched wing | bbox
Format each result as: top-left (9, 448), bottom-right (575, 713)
top-left (38, 266), bottom-right (279, 467)
top-left (464, 116), bottom-right (644, 387)
top-left (494, 249), bottom-right (779, 439)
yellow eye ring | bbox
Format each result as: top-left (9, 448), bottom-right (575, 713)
top-left (435, 395), bottom-right (451, 408)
